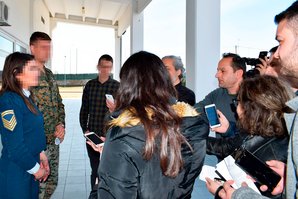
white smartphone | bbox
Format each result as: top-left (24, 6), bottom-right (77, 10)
top-left (105, 94), bottom-right (114, 103)
top-left (204, 104), bottom-right (221, 128)
top-left (84, 132), bottom-right (103, 145)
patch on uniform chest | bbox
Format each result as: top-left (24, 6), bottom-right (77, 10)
top-left (1, 110), bottom-right (17, 131)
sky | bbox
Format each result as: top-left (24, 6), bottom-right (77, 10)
top-left (143, 0), bottom-right (294, 64)
top-left (51, 0), bottom-right (295, 74)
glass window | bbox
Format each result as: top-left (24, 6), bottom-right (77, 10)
top-left (0, 35), bottom-right (13, 53)
top-left (15, 44), bottom-right (27, 53)
top-left (0, 51), bottom-right (8, 71)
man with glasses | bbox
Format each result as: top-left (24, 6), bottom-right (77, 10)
top-left (79, 54), bottom-right (119, 198)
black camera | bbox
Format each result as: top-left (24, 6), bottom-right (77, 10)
top-left (243, 51), bottom-right (268, 78)
top-left (242, 51), bottom-right (268, 66)
top-left (243, 57), bottom-right (261, 66)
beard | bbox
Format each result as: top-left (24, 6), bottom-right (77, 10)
top-left (279, 74), bottom-right (298, 90)
top-left (279, 41), bottom-right (298, 88)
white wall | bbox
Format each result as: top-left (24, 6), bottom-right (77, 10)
top-left (0, 0), bottom-right (30, 45)
top-left (0, 0), bottom-right (50, 46)
top-left (186, 0), bottom-right (220, 102)
top-left (32, 0), bottom-right (50, 35)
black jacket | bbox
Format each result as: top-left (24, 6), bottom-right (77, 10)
top-left (207, 132), bottom-right (289, 163)
top-left (207, 132), bottom-right (288, 198)
top-left (98, 103), bottom-right (209, 199)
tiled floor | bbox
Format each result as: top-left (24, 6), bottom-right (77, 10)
top-left (50, 98), bottom-right (216, 199)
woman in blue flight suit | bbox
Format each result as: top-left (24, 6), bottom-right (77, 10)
top-left (0, 52), bottom-right (49, 199)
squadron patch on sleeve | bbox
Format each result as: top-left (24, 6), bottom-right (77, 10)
top-left (1, 110), bottom-right (17, 131)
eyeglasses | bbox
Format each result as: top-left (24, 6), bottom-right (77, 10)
top-left (233, 99), bottom-right (240, 107)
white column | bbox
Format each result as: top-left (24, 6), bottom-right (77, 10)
top-left (186, 0), bottom-right (220, 102)
top-left (114, 30), bottom-right (121, 81)
top-left (130, 0), bottom-right (144, 54)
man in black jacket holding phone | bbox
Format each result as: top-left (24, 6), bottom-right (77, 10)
top-left (79, 54), bottom-right (119, 198)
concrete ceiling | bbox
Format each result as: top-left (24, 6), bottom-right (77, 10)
top-left (43, 0), bottom-right (151, 29)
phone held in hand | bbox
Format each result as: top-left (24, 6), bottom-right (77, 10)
top-left (234, 148), bottom-right (281, 192)
top-left (105, 94), bottom-right (114, 103)
top-left (84, 132), bottom-right (103, 145)
top-left (204, 104), bottom-right (221, 128)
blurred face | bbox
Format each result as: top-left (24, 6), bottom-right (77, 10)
top-left (16, 60), bottom-right (40, 89)
top-left (162, 58), bottom-right (181, 85)
top-left (98, 59), bottom-right (113, 78)
top-left (30, 40), bottom-right (51, 64)
top-left (274, 19), bottom-right (298, 79)
top-left (215, 57), bottom-right (242, 92)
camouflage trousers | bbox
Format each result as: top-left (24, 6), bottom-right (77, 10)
top-left (39, 141), bottom-right (59, 199)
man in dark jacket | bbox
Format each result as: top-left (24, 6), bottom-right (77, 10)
top-left (162, 55), bottom-right (196, 105)
top-left (79, 54), bottom-right (119, 198)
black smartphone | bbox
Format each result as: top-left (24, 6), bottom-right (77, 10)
top-left (259, 51), bottom-right (268, 60)
top-left (234, 149), bottom-right (281, 192)
top-left (204, 104), bottom-right (221, 128)
top-left (84, 132), bottom-right (103, 145)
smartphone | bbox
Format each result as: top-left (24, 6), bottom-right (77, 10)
top-left (259, 51), bottom-right (268, 60)
top-left (234, 149), bottom-right (281, 192)
top-left (204, 104), bottom-right (221, 128)
top-left (105, 94), bottom-right (114, 103)
top-left (84, 132), bottom-right (103, 145)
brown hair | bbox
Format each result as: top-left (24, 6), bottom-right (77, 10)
top-left (237, 75), bottom-right (292, 137)
top-left (0, 52), bottom-right (38, 114)
top-left (30, 31), bottom-right (51, 45)
top-left (115, 51), bottom-right (188, 177)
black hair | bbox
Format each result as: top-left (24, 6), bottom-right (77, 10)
top-left (274, 1), bottom-right (298, 24)
top-left (30, 31), bottom-right (51, 45)
top-left (98, 54), bottom-right (113, 64)
top-left (269, 46), bottom-right (278, 53)
top-left (222, 53), bottom-right (246, 75)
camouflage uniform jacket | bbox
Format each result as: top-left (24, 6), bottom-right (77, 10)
top-left (31, 67), bottom-right (65, 144)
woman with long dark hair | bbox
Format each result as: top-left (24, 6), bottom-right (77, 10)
top-left (0, 52), bottom-right (49, 199)
top-left (97, 51), bottom-right (208, 198)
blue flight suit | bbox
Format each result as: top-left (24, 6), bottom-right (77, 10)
top-left (0, 91), bottom-right (46, 199)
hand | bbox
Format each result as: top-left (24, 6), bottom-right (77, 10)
top-left (39, 152), bottom-right (50, 182)
top-left (33, 167), bottom-right (49, 182)
top-left (259, 160), bottom-right (285, 195)
top-left (205, 177), bottom-right (223, 195)
top-left (211, 110), bottom-right (229, 133)
top-left (106, 99), bottom-right (116, 113)
top-left (39, 152), bottom-right (50, 181)
top-left (256, 57), bottom-right (269, 75)
top-left (218, 180), bottom-right (235, 199)
top-left (86, 136), bottom-right (105, 153)
top-left (40, 152), bottom-right (50, 173)
top-left (54, 123), bottom-right (65, 143)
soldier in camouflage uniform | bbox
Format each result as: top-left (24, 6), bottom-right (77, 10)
top-left (30, 32), bottom-right (65, 199)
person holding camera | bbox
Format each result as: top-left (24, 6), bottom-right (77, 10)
top-left (0, 52), bottom-right (49, 199)
top-left (254, 46), bottom-right (280, 77)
